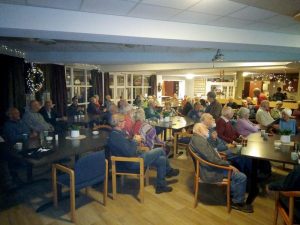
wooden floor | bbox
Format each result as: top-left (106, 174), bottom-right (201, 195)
top-left (0, 155), bottom-right (286, 225)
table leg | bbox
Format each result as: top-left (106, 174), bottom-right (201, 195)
top-left (246, 158), bottom-right (259, 204)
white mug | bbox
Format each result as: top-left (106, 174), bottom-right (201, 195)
top-left (14, 142), bottom-right (23, 151)
top-left (291, 152), bottom-right (298, 161)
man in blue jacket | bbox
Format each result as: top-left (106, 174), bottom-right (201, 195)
top-left (107, 113), bottom-right (179, 194)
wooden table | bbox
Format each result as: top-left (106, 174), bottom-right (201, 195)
top-left (153, 116), bottom-right (195, 140)
top-left (237, 132), bottom-right (299, 203)
top-left (10, 129), bottom-right (109, 182)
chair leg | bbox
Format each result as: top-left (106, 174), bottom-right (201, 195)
top-left (288, 196), bottom-right (294, 225)
top-left (273, 192), bottom-right (279, 225)
top-left (70, 175), bottom-right (76, 223)
top-left (103, 160), bottom-right (108, 206)
top-left (112, 172), bottom-right (117, 200)
top-left (52, 165), bottom-right (58, 208)
top-left (194, 176), bottom-right (199, 208)
top-left (140, 173), bottom-right (144, 203)
top-left (227, 184), bottom-right (231, 213)
top-left (173, 134), bottom-right (177, 159)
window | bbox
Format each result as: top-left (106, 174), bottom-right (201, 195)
top-left (65, 66), bottom-right (92, 111)
top-left (109, 73), bottom-right (152, 104)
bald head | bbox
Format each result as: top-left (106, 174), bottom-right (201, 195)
top-left (193, 123), bottom-right (209, 138)
top-left (7, 107), bottom-right (20, 121)
top-left (200, 113), bottom-right (215, 128)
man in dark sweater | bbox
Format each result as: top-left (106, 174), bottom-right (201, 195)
top-left (107, 113), bottom-right (179, 194)
top-left (216, 106), bottom-right (245, 144)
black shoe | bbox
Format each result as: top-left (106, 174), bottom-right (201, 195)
top-left (155, 185), bottom-right (173, 194)
top-left (231, 202), bottom-right (253, 213)
top-left (166, 168), bottom-right (180, 178)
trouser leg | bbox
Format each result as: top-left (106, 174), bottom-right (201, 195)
top-left (230, 171), bottom-right (247, 204)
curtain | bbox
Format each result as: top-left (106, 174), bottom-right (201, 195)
top-left (38, 64), bottom-right (67, 117)
top-left (0, 54), bottom-right (26, 126)
top-left (148, 74), bottom-right (157, 96)
top-left (103, 72), bottom-right (111, 97)
top-left (90, 70), bottom-right (102, 103)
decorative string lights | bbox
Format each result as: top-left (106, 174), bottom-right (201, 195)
top-left (0, 44), bottom-right (26, 58)
top-left (248, 71), bottom-right (295, 92)
top-left (26, 63), bottom-right (44, 94)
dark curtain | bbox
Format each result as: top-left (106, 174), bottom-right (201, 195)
top-left (0, 54), bottom-right (26, 126)
top-left (90, 70), bottom-right (102, 103)
top-left (103, 72), bottom-right (111, 97)
top-left (38, 64), bottom-right (67, 117)
top-left (148, 74), bottom-right (157, 96)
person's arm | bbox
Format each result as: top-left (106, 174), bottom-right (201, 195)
top-left (109, 131), bottom-right (137, 157)
top-left (190, 135), bottom-right (229, 166)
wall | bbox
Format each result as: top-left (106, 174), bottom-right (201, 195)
top-left (160, 75), bottom-right (194, 98)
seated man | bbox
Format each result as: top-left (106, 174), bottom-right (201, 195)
top-left (189, 123), bottom-right (253, 213)
top-left (67, 96), bottom-right (84, 117)
top-left (255, 100), bottom-right (275, 129)
top-left (22, 100), bottom-right (54, 133)
top-left (107, 113), bottom-right (179, 194)
top-left (39, 100), bottom-right (58, 127)
top-left (3, 107), bottom-right (36, 144)
top-left (87, 96), bottom-right (102, 115)
top-left (187, 102), bottom-right (204, 122)
top-left (216, 106), bottom-right (245, 144)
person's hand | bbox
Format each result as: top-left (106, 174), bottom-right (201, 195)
top-left (227, 143), bottom-right (235, 149)
top-left (133, 135), bottom-right (143, 143)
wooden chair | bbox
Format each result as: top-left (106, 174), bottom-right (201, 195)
top-left (273, 191), bottom-right (300, 225)
top-left (111, 156), bottom-right (149, 203)
top-left (52, 151), bottom-right (108, 223)
top-left (173, 131), bottom-right (192, 158)
top-left (188, 146), bottom-right (233, 212)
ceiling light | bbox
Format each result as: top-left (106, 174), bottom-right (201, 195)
top-left (186, 73), bottom-right (195, 79)
top-left (212, 49), bottom-right (224, 62)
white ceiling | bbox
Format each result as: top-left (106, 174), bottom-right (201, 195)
top-left (0, 0), bottom-right (299, 74)
top-left (0, 0), bottom-right (299, 34)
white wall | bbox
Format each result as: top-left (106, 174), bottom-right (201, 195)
top-left (160, 75), bottom-right (194, 99)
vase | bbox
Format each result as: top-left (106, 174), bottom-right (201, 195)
top-left (280, 135), bottom-right (290, 143)
top-left (71, 130), bottom-right (80, 138)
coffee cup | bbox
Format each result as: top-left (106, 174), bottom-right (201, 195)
top-left (236, 144), bottom-right (243, 153)
top-left (14, 142), bottom-right (23, 151)
top-left (291, 152), bottom-right (298, 161)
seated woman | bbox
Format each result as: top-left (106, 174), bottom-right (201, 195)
top-left (162, 101), bottom-right (177, 117)
top-left (236, 107), bottom-right (260, 137)
top-left (279, 108), bottom-right (297, 134)
top-left (108, 113), bottom-right (179, 194)
top-left (132, 108), bottom-right (164, 150)
top-left (270, 101), bottom-right (283, 120)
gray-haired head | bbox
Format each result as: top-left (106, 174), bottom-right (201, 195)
top-left (237, 107), bottom-right (250, 119)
